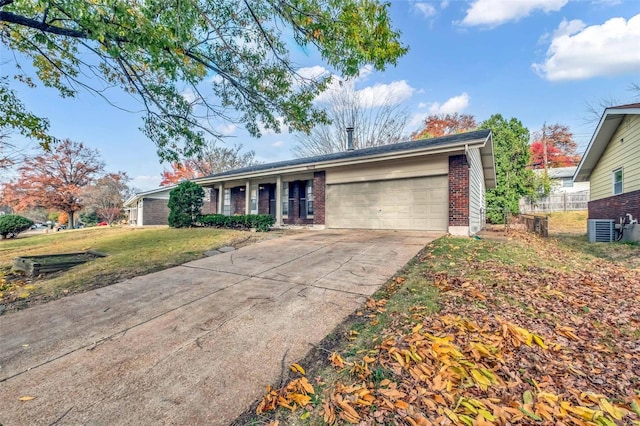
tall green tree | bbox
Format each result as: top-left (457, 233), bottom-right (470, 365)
top-left (479, 114), bottom-right (535, 223)
top-left (1, 0), bottom-right (407, 162)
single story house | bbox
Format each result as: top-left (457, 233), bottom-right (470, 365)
top-left (574, 103), bottom-right (640, 225)
top-left (125, 130), bottom-right (496, 236)
top-left (124, 186), bottom-right (217, 226)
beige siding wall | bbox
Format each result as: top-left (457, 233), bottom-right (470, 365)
top-left (326, 155), bottom-right (448, 185)
top-left (467, 148), bottom-right (485, 234)
top-left (591, 115), bottom-right (640, 201)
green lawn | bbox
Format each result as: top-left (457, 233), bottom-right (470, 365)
top-left (0, 226), bottom-right (250, 312)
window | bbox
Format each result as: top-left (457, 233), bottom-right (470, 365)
top-left (613, 168), bottom-right (623, 195)
top-left (281, 183), bottom-right (289, 217)
top-left (306, 179), bottom-right (314, 216)
top-left (223, 189), bottom-right (231, 216)
top-left (250, 184), bottom-right (258, 214)
top-left (562, 178), bottom-right (573, 188)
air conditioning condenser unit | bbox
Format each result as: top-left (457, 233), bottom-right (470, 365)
top-left (587, 219), bottom-right (614, 243)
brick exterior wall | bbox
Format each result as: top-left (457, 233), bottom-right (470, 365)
top-left (313, 171), bottom-right (326, 225)
top-left (449, 155), bottom-right (470, 227)
top-left (588, 189), bottom-right (640, 222)
top-left (142, 198), bottom-right (170, 225)
top-left (230, 187), bottom-right (246, 215)
top-left (201, 188), bottom-right (217, 215)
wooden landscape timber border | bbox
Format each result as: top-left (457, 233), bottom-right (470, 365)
top-left (13, 250), bottom-right (107, 277)
top-left (519, 214), bottom-right (549, 238)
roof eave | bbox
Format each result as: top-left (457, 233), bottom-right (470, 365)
top-left (575, 107), bottom-right (640, 182)
top-left (479, 132), bottom-right (496, 189)
top-left (195, 135), bottom-right (492, 186)
top-left (123, 185), bottom-right (176, 207)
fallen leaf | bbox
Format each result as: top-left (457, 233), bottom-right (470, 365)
top-left (290, 363), bottom-right (305, 375)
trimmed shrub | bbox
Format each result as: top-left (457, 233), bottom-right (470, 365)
top-left (0, 214), bottom-right (34, 239)
top-left (168, 181), bottom-right (205, 228)
top-left (199, 214), bottom-right (274, 232)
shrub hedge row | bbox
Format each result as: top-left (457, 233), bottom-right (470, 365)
top-left (199, 214), bottom-right (274, 232)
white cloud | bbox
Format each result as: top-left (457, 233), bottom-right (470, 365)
top-left (271, 140), bottom-right (285, 148)
top-left (131, 175), bottom-right (162, 191)
top-left (461, 0), bottom-right (567, 27)
top-left (181, 89), bottom-right (196, 104)
top-left (440, 0), bottom-right (450, 8)
top-left (418, 102), bottom-right (428, 108)
top-left (533, 14), bottom-right (640, 81)
top-left (215, 123), bottom-right (237, 136)
top-left (428, 93), bottom-right (470, 114)
top-left (414, 2), bottom-right (437, 18)
top-left (296, 65), bottom-right (329, 81)
top-left (408, 112), bottom-right (429, 131)
top-left (356, 80), bottom-right (415, 108)
top-left (356, 65), bottom-right (374, 81)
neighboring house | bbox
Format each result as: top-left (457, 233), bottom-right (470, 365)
top-left (519, 167), bottom-right (590, 213)
top-left (124, 186), bottom-right (217, 226)
top-left (542, 167), bottom-right (589, 194)
top-left (575, 103), bottom-right (640, 224)
top-left (125, 130), bottom-right (496, 236)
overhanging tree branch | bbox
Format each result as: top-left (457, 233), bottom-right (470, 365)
top-left (0, 11), bottom-right (87, 38)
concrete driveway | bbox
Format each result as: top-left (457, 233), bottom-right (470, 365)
top-left (0, 230), bottom-right (440, 425)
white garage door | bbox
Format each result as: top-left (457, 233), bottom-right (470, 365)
top-left (326, 175), bottom-right (448, 230)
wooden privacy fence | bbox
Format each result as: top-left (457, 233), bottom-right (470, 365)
top-left (519, 214), bottom-right (548, 238)
top-left (519, 191), bottom-right (588, 213)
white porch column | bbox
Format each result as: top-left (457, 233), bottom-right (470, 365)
top-left (245, 180), bottom-right (250, 214)
top-left (217, 183), bottom-right (224, 214)
top-left (275, 175), bottom-right (282, 226)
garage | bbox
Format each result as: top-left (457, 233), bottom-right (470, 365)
top-left (325, 175), bottom-right (448, 231)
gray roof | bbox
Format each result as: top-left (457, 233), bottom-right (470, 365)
top-left (534, 166), bottom-right (577, 179)
top-left (201, 129), bottom-right (492, 180)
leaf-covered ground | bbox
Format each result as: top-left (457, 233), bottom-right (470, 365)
top-left (250, 230), bottom-right (640, 425)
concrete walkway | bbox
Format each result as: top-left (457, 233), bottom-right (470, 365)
top-left (0, 230), bottom-right (440, 425)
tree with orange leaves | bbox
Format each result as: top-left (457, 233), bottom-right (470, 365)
top-left (160, 160), bottom-right (199, 186)
top-left (530, 123), bottom-right (580, 169)
top-left (1, 139), bottom-right (104, 228)
top-left (412, 113), bottom-right (477, 139)
top-left (160, 142), bottom-right (259, 186)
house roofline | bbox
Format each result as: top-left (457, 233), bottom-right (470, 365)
top-left (124, 185), bottom-right (175, 207)
top-left (195, 130), bottom-right (495, 187)
top-left (574, 106), bottom-right (640, 182)
top-left (124, 130), bottom-right (496, 208)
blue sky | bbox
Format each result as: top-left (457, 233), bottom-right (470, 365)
top-left (5, 0), bottom-right (640, 190)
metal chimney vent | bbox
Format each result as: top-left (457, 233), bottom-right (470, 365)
top-left (346, 126), bottom-right (354, 151)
